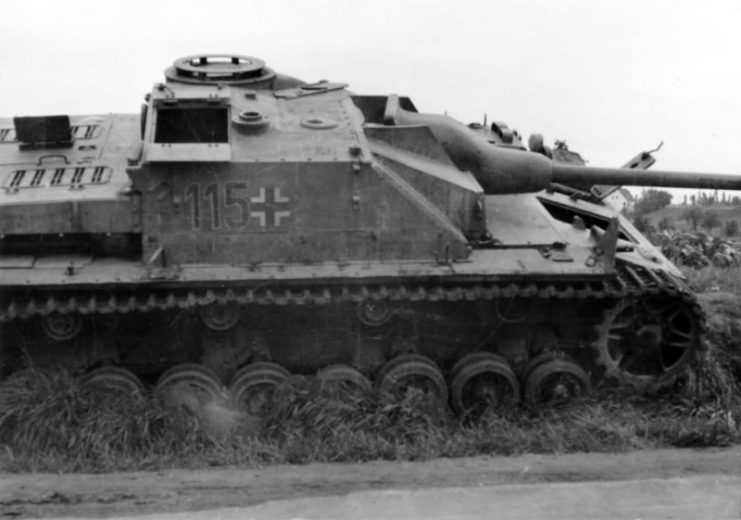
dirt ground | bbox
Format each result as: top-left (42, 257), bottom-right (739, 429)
top-left (2, 446), bottom-right (741, 518)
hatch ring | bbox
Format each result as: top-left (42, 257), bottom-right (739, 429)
top-left (165, 54), bottom-right (276, 85)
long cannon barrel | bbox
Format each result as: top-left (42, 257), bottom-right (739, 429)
top-left (551, 164), bottom-right (741, 191)
top-left (383, 95), bottom-right (741, 194)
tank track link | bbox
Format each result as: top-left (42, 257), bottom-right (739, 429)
top-left (0, 261), bottom-right (705, 327)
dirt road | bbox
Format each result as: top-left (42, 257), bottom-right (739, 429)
top-left (2, 447), bottom-right (741, 518)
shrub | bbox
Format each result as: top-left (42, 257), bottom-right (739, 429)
top-left (724, 219), bottom-right (739, 237)
top-left (657, 231), bottom-right (740, 268)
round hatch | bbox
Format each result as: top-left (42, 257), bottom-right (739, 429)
top-left (165, 54), bottom-right (276, 86)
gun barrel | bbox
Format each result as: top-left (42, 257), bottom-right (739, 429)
top-left (552, 164), bottom-right (741, 191)
top-left (384, 94), bottom-right (741, 194)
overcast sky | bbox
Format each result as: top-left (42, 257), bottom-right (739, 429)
top-left (0, 0), bottom-right (738, 200)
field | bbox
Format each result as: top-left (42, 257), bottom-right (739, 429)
top-left (1, 267), bottom-right (740, 473)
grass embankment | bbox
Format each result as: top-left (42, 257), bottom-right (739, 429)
top-left (0, 267), bottom-right (739, 473)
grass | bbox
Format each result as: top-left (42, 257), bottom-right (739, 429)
top-left (684, 265), bottom-right (741, 294)
top-left (1, 347), bottom-right (739, 473)
top-left (0, 369), bottom-right (218, 471)
top-left (261, 378), bottom-right (740, 464)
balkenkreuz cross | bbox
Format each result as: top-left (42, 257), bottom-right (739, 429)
top-left (250, 187), bottom-right (290, 227)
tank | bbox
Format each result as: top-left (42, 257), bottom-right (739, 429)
top-left (1, 54), bottom-right (740, 415)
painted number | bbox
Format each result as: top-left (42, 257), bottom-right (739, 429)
top-left (184, 183), bottom-right (290, 230)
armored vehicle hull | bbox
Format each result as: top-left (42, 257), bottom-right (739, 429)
top-left (0, 55), bottom-right (735, 416)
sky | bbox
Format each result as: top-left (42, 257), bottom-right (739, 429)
top-left (0, 0), bottom-right (738, 202)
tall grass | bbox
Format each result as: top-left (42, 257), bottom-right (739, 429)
top-left (684, 265), bottom-right (741, 295)
top-left (259, 363), bottom-right (740, 465)
top-left (0, 369), bottom-right (271, 472)
top-left (682, 266), bottom-right (741, 399)
top-left (1, 343), bottom-right (738, 473)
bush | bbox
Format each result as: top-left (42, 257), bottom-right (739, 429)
top-left (683, 207), bottom-right (703, 232)
top-left (701, 212), bottom-right (721, 231)
top-left (657, 217), bottom-right (674, 231)
top-left (656, 231), bottom-right (740, 268)
top-left (724, 219), bottom-right (739, 237)
top-left (633, 215), bottom-right (654, 233)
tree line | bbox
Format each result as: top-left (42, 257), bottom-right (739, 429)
top-left (631, 189), bottom-right (739, 237)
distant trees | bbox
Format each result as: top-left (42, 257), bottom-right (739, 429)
top-left (682, 207), bottom-right (704, 232)
top-left (683, 191), bottom-right (741, 207)
top-left (633, 215), bottom-right (653, 233)
top-left (681, 207), bottom-right (729, 234)
top-left (631, 190), bottom-right (740, 237)
top-left (701, 212), bottom-right (721, 231)
top-left (686, 190), bottom-right (741, 207)
top-left (657, 216), bottom-right (674, 231)
top-left (699, 192), bottom-right (715, 207)
top-left (633, 190), bottom-right (672, 216)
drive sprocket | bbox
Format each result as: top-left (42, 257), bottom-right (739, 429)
top-left (592, 295), bottom-right (701, 386)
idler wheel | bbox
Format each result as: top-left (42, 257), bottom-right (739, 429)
top-left (81, 366), bottom-right (145, 398)
top-left (228, 362), bottom-right (290, 418)
top-left (524, 358), bottom-right (589, 407)
top-left (198, 302), bottom-right (241, 331)
top-left (42, 313), bottom-right (82, 341)
top-left (317, 364), bottom-right (372, 393)
top-left (154, 363), bottom-right (227, 411)
top-left (593, 297), bottom-right (699, 385)
top-left (378, 354), bottom-right (448, 404)
top-left (449, 352), bottom-right (519, 415)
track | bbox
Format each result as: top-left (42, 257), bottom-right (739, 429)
top-left (0, 260), bottom-right (706, 415)
top-left (0, 261), bottom-right (702, 319)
